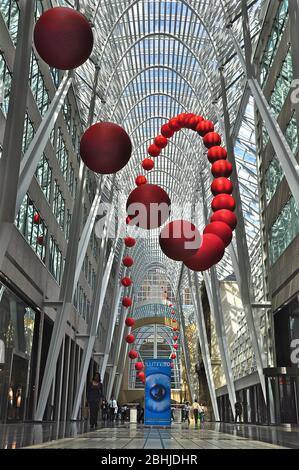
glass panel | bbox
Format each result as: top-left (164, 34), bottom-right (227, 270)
top-left (269, 197), bottom-right (299, 264)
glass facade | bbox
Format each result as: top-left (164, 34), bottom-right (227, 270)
top-left (269, 197), bottom-right (299, 265)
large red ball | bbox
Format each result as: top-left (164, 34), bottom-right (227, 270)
top-left (171, 353), bottom-right (177, 359)
top-left (122, 296), bottom-right (132, 308)
top-left (173, 344), bottom-right (179, 350)
top-left (168, 117), bottom-right (181, 131)
top-left (204, 222), bottom-right (233, 248)
top-left (126, 334), bottom-right (135, 344)
top-left (173, 327), bottom-right (178, 331)
top-left (148, 144), bottom-right (161, 157)
top-left (135, 362), bottom-right (144, 371)
top-left (211, 177), bottom-right (233, 196)
top-left (123, 256), bottom-right (134, 267)
top-left (184, 233), bottom-right (225, 271)
top-left (154, 135), bottom-right (168, 149)
top-left (80, 122), bottom-right (132, 174)
top-left (208, 146), bottom-right (227, 163)
top-left (173, 335), bottom-right (179, 341)
top-left (203, 132), bottom-right (222, 149)
top-left (210, 209), bottom-right (237, 230)
top-left (137, 371), bottom-right (145, 380)
top-left (212, 194), bottom-right (236, 212)
top-left (128, 350), bottom-right (138, 359)
top-left (159, 220), bottom-right (201, 261)
top-left (161, 124), bottom-right (174, 138)
top-left (125, 317), bottom-right (135, 327)
top-left (126, 184), bottom-right (171, 230)
top-left (124, 237), bottom-right (136, 247)
top-left (142, 159), bottom-right (154, 171)
top-left (34, 7), bottom-right (93, 70)
top-left (212, 160), bottom-right (233, 178)
top-left (196, 120), bottom-right (215, 136)
top-left (177, 113), bottom-right (188, 126)
top-left (135, 175), bottom-right (147, 186)
top-left (121, 277), bottom-right (133, 287)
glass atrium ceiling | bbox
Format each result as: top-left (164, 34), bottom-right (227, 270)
top-left (58, 0), bottom-right (265, 293)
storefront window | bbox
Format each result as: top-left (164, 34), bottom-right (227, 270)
top-left (0, 281), bottom-right (37, 422)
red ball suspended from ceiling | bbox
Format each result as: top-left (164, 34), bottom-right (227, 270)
top-left (34, 7), bottom-right (94, 70)
top-left (125, 317), bottom-right (135, 327)
top-left (124, 237), bottom-right (136, 248)
top-left (207, 146), bottom-right (228, 163)
top-left (211, 177), bottom-right (233, 196)
top-left (161, 124), bottom-right (175, 138)
top-left (148, 144), bottom-right (161, 157)
top-left (135, 362), bottom-right (144, 371)
top-left (142, 158), bottom-right (154, 171)
top-left (154, 135), bottom-right (168, 149)
top-left (212, 194), bottom-right (236, 212)
top-left (173, 344), bottom-right (179, 350)
top-left (128, 350), bottom-right (138, 359)
top-left (172, 327), bottom-right (178, 331)
top-left (126, 334), bottom-right (135, 344)
top-left (123, 256), bottom-right (134, 267)
top-left (184, 233), bottom-right (225, 272)
top-left (33, 213), bottom-right (40, 224)
top-left (203, 221), bottom-right (233, 248)
top-left (196, 120), bottom-right (215, 136)
top-left (210, 209), bottom-right (237, 231)
top-left (168, 117), bottom-right (181, 132)
top-left (122, 296), bottom-right (133, 308)
top-left (203, 132), bottom-right (222, 149)
top-left (171, 353), bottom-right (177, 359)
top-left (137, 371), bottom-right (145, 380)
top-left (121, 277), bottom-right (133, 287)
top-left (135, 175), bottom-right (147, 186)
top-left (159, 220), bottom-right (201, 261)
top-left (173, 335), bottom-right (179, 341)
top-left (126, 184), bottom-right (171, 230)
top-left (211, 160), bottom-right (233, 178)
top-left (80, 122), bottom-right (132, 174)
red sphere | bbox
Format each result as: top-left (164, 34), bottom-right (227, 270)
top-left (168, 117), bottom-right (181, 132)
top-left (33, 213), bottom-right (40, 224)
top-left (80, 122), bottom-right (132, 174)
top-left (121, 277), bottom-right (133, 287)
top-left (173, 344), bottom-right (178, 350)
top-left (212, 194), bottom-right (236, 212)
top-left (171, 353), bottom-right (177, 359)
top-left (154, 135), bottom-right (168, 149)
top-left (142, 158), bottom-right (154, 171)
top-left (137, 371), bottom-right (145, 380)
top-left (128, 350), bottom-right (138, 359)
top-left (124, 237), bottom-right (136, 247)
top-left (171, 310), bottom-right (175, 315)
top-left (159, 220), bottom-right (201, 261)
top-left (210, 209), bottom-right (237, 231)
top-left (148, 144), bottom-right (161, 157)
top-left (161, 124), bottom-right (174, 138)
top-left (135, 362), bottom-right (144, 371)
top-left (196, 120), bottom-right (215, 136)
top-left (203, 132), bottom-right (222, 149)
top-left (204, 222), bottom-right (233, 248)
top-left (126, 334), bottom-right (135, 344)
top-left (125, 317), bottom-right (135, 327)
top-left (37, 235), bottom-right (44, 245)
top-left (184, 233), bottom-right (225, 272)
top-left (212, 160), bottom-right (233, 178)
top-left (126, 184), bottom-right (171, 230)
top-left (34, 7), bottom-right (93, 70)
top-left (177, 113), bottom-right (188, 126)
top-left (135, 175), bottom-right (147, 186)
top-left (208, 146), bottom-right (228, 163)
top-left (172, 319), bottom-right (177, 323)
top-left (173, 327), bottom-right (178, 331)
top-left (173, 335), bottom-right (178, 341)
top-left (123, 256), bottom-right (134, 267)
top-left (211, 177), bottom-right (233, 196)
top-left (122, 296), bottom-right (132, 308)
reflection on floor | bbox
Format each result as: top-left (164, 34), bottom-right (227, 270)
top-left (1, 421), bottom-right (298, 449)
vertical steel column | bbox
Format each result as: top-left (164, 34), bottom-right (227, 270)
top-left (0, 0), bottom-right (35, 270)
top-left (177, 289), bottom-right (195, 402)
top-left (187, 271), bottom-right (220, 421)
top-left (35, 67), bottom-right (100, 421)
top-left (203, 270), bottom-right (236, 419)
top-left (219, 67), bottom-right (267, 401)
top-left (289, 0), bottom-right (299, 136)
top-left (106, 290), bottom-right (134, 401)
top-left (99, 243), bottom-right (126, 379)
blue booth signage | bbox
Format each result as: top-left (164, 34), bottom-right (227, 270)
top-left (144, 358), bottom-right (171, 427)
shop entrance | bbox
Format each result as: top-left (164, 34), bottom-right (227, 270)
top-left (7, 354), bottom-right (29, 422)
top-left (264, 368), bottom-right (299, 424)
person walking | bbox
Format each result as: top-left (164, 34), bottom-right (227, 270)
top-left (199, 403), bottom-right (206, 427)
top-left (101, 398), bottom-right (108, 422)
top-left (235, 401), bottom-right (243, 423)
top-left (86, 373), bottom-right (103, 429)
top-left (191, 399), bottom-right (201, 428)
top-left (108, 397), bottom-right (118, 421)
top-left (184, 401), bottom-right (191, 425)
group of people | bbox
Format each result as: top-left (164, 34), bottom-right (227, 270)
top-left (86, 373), bottom-right (129, 428)
top-left (183, 400), bottom-right (207, 427)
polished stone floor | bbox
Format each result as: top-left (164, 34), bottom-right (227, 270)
top-left (1, 421), bottom-right (298, 449)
